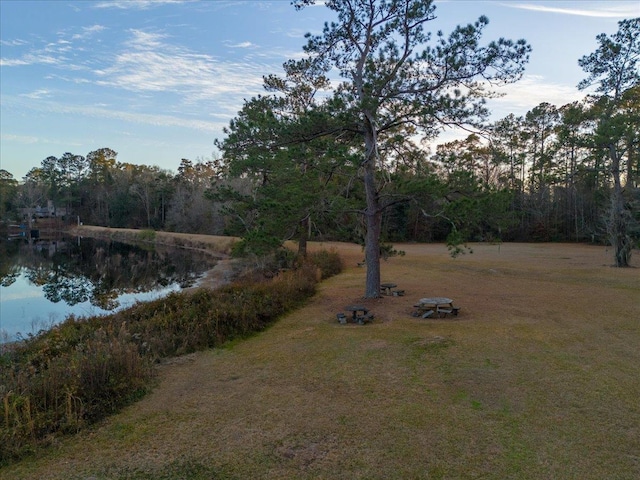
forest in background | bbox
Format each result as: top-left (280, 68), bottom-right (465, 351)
top-left (2, 94), bottom-right (637, 243)
top-left (1, 14), bottom-right (638, 268)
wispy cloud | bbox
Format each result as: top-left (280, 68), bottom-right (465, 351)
top-left (94, 29), bottom-right (267, 107)
top-left (0, 54), bottom-right (62, 67)
top-left (2, 94), bottom-right (227, 133)
top-left (1, 26), bottom-right (106, 68)
top-left (0, 133), bottom-right (41, 145)
top-left (74, 103), bottom-right (226, 132)
top-left (225, 41), bottom-right (255, 48)
top-left (0, 58), bottom-right (29, 67)
top-left (490, 74), bottom-right (587, 116)
top-left (0, 132), bottom-right (82, 149)
top-left (72, 24), bottom-right (107, 40)
top-left (285, 27), bottom-right (311, 39)
top-left (503, 2), bottom-right (640, 18)
top-left (94, 0), bottom-right (198, 9)
top-left (20, 89), bottom-right (53, 99)
top-left (434, 73), bottom-right (595, 146)
top-left (0, 39), bottom-right (29, 47)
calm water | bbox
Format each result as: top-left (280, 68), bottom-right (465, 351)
top-left (0, 235), bottom-right (217, 343)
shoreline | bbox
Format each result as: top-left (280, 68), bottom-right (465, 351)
top-left (1, 227), bottom-right (241, 348)
top-left (70, 226), bottom-right (243, 291)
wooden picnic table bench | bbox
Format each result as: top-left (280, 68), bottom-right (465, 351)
top-left (380, 282), bottom-right (405, 296)
top-left (341, 305), bottom-right (374, 324)
top-left (413, 297), bottom-right (460, 318)
top-left (380, 283), bottom-right (397, 295)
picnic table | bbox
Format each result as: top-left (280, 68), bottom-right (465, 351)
top-left (413, 297), bottom-right (460, 318)
top-left (380, 283), bottom-right (397, 295)
top-left (380, 282), bottom-right (405, 296)
top-left (340, 305), bottom-right (374, 324)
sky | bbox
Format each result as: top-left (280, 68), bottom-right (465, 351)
top-left (1, 0), bottom-right (638, 180)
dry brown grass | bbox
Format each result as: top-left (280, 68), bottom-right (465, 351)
top-left (71, 225), bottom-right (238, 255)
top-left (4, 239), bottom-right (639, 480)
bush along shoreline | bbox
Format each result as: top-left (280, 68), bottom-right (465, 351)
top-left (0, 250), bottom-right (343, 465)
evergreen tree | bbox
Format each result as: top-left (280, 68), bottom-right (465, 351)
top-left (578, 18), bottom-right (640, 267)
top-left (292, 0), bottom-right (530, 297)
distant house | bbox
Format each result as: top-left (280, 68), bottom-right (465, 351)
top-left (22, 200), bottom-right (68, 219)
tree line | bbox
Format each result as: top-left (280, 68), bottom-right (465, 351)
top-left (1, 3), bottom-right (638, 289)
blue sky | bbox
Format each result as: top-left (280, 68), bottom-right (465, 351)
top-left (1, 0), bottom-right (638, 180)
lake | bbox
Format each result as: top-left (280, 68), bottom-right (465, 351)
top-left (0, 235), bottom-right (218, 343)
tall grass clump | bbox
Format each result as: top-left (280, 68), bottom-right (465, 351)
top-left (308, 248), bottom-right (344, 279)
top-left (0, 322), bottom-right (152, 464)
top-left (120, 260), bottom-right (320, 359)
top-left (0, 249), bottom-right (341, 465)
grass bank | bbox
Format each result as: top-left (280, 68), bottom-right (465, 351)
top-left (70, 226), bottom-right (237, 257)
top-left (1, 241), bottom-right (342, 465)
top-left (2, 241), bottom-right (639, 479)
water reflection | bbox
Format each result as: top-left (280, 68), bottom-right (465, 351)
top-left (0, 236), bottom-right (217, 342)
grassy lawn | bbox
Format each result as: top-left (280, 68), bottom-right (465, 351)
top-left (3, 241), bottom-right (639, 479)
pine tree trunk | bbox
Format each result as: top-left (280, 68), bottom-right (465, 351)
top-left (363, 116), bottom-right (381, 298)
top-left (364, 170), bottom-right (381, 298)
top-left (297, 216), bottom-right (308, 258)
top-left (609, 144), bottom-right (631, 267)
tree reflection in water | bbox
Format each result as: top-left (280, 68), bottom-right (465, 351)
top-left (1, 236), bottom-right (218, 312)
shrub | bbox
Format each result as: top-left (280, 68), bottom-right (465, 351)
top-left (138, 229), bottom-right (157, 242)
top-left (307, 249), bottom-right (343, 279)
top-left (0, 249), bottom-right (342, 465)
top-left (1, 325), bottom-right (152, 464)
